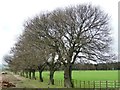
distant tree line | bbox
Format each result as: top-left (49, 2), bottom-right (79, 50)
top-left (72, 62), bottom-right (120, 70)
top-left (4, 4), bottom-right (116, 88)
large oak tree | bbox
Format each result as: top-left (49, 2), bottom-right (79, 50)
top-left (5, 4), bottom-right (115, 88)
top-left (23, 4), bottom-right (113, 87)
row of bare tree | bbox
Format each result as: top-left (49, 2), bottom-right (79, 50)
top-left (4, 4), bottom-right (116, 88)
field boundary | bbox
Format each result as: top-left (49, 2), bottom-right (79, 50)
top-left (54, 79), bottom-right (120, 89)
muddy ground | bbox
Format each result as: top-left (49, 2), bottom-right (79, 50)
top-left (0, 71), bottom-right (25, 89)
top-left (0, 71), bottom-right (63, 89)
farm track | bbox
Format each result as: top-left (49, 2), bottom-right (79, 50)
top-left (0, 72), bottom-right (23, 88)
top-left (0, 71), bottom-right (63, 88)
top-left (0, 71), bottom-right (35, 89)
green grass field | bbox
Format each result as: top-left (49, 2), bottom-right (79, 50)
top-left (35, 70), bottom-right (119, 88)
top-left (36, 70), bottom-right (118, 81)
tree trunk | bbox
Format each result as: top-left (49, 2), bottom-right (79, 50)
top-left (25, 71), bottom-right (28, 78)
top-left (32, 69), bottom-right (36, 80)
top-left (49, 70), bottom-right (54, 85)
top-left (29, 70), bottom-right (32, 79)
top-left (22, 70), bottom-right (25, 77)
top-left (39, 71), bottom-right (43, 82)
top-left (64, 64), bottom-right (74, 88)
top-left (20, 71), bottom-right (22, 76)
top-left (14, 71), bottom-right (17, 74)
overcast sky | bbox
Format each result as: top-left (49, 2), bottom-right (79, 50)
top-left (0, 0), bottom-right (119, 64)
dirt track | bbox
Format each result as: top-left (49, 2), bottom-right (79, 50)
top-left (0, 71), bottom-right (24, 88)
top-left (0, 71), bottom-right (61, 88)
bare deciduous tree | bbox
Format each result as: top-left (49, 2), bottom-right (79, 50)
top-left (26, 4), bottom-right (112, 87)
top-left (6, 4), bottom-right (114, 88)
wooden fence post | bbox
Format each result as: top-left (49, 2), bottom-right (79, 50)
top-left (61, 80), bottom-right (62, 86)
top-left (79, 80), bottom-right (81, 88)
top-left (93, 81), bottom-right (95, 89)
top-left (84, 81), bottom-right (85, 88)
top-left (106, 81), bottom-right (108, 89)
top-left (100, 81), bottom-right (101, 89)
top-left (88, 81), bottom-right (90, 88)
top-left (114, 80), bottom-right (116, 88)
top-left (58, 80), bottom-right (59, 85)
top-left (75, 80), bottom-right (77, 87)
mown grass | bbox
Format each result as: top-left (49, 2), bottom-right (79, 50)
top-left (34, 70), bottom-right (119, 88)
top-left (35, 70), bottom-right (118, 81)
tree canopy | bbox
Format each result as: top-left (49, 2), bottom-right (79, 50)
top-left (4, 4), bottom-right (116, 88)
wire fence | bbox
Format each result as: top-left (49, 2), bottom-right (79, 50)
top-left (54, 79), bottom-right (120, 89)
top-left (20, 72), bottom-right (120, 89)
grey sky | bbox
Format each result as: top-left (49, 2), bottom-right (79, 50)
top-left (0, 0), bottom-right (119, 64)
